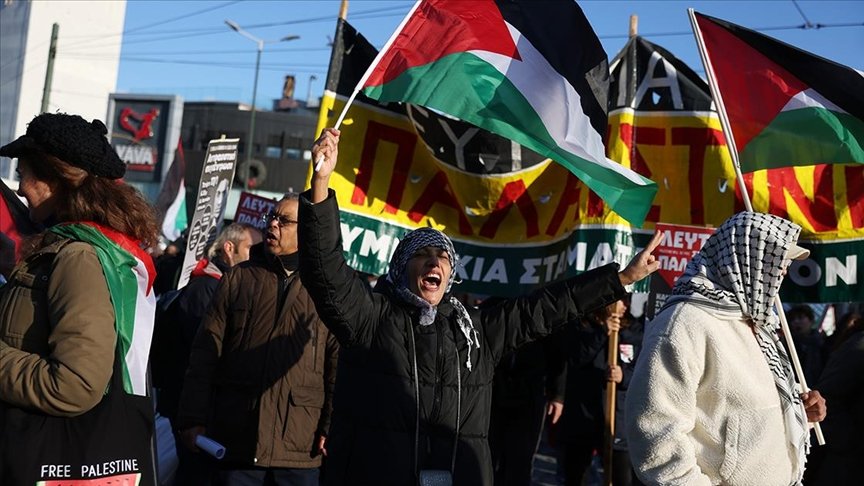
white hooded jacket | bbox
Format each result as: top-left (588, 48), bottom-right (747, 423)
top-left (625, 302), bottom-right (797, 486)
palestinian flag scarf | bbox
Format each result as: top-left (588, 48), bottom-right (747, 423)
top-left (50, 222), bottom-right (156, 397)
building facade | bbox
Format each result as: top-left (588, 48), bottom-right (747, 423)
top-left (0, 0), bottom-right (126, 179)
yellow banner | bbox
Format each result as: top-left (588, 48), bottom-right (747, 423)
top-left (312, 96), bottom-right (863, 242)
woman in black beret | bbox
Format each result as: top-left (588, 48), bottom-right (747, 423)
top-left (0, 113), bottom-right (159, 485)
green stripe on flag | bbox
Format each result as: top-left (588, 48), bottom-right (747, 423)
top-left (741, 107), bottom-right (864, 172)
top-left (364, 52), bottom-right (657, 226)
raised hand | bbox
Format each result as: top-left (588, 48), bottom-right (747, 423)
top-left (619, 230), bottom-right (663, 286)
top-left (311, 127), bottom-right (341, 203)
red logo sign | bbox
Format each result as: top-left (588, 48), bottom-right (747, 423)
top-left (119, 107), bottom-right (159, 142)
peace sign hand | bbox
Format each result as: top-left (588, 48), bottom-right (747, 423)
top-left (619, 230), bottom-right (663, 286)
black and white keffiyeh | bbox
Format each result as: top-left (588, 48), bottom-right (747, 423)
top-left (668, 211), bottom-right (810, 484)
top-left (386, 227), bottom-right (480, 370)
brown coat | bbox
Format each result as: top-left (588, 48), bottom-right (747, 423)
top-left (176, 243), bottom-right (338, 468)
top-left (0, 234), bottom-right (116, 416)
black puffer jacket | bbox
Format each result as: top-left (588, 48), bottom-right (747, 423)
top-left (298, 190), bottom-right (627, 486)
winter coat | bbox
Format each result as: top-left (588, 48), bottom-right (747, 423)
top-left (809, 331), bottom-right (864, 485)
top-left (0, 233), bottom-right (116, 415)
top-left (626, 302), bottom-right (796, 486)
top-left (151, 257), bottom-right (227, 420)
top-left (297, 190), bottom-right (627, 486)
top-left (176, 243), bottom-right (338, 468)
top-left (560, 317), bottom-right (642, 450)
top-left (491, 335), bottom-right (566, 409)
top-left (0, 231), bottom-right (156, 486)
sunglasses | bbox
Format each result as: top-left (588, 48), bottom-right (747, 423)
top-left (263, 211), bottom-right (298, 227)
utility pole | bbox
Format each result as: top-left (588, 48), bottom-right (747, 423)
top-left (40, 23), bottom-right (59, 113)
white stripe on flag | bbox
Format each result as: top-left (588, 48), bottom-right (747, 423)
top-left (127, 258), bottom-right (156, 396)
top-left (470, 23), bottom-right (649, 186)
top-left (162, 178), bottom-right (186, 241)
top-left (782, 88), bottom-right (845, 113)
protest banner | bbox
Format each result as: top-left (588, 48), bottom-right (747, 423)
top-left (645, 223), bottom-right (715, 319)
top-left (234, 191), bottom-right (278, 231)
top-left (313, 20), bottom-right (862, 301)
top-left (177, 137), bottom-right (239, 288)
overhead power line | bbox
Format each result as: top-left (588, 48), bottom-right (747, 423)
top-left (791, 0), bottom-right (816, 29)
top-left (58, 6), bottom-right (410, 51)
top-left (67, 47), bottom-right (331, 56)
top-left (597, 21), bottom-right (863, 40)
top-left (123, 0), bottom-right (243, 35)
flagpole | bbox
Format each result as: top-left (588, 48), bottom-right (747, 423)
top-left (603, 328), bottom-right (619, 486)
top-left (688, 8), bottom-right (825, 446)
top-left (315, 0), bottom-right (424, 171)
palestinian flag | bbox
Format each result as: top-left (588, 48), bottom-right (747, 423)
top-left (49, 223), bottom-right (156, 397)
top-left (693, 11), bottom-right (864, 172)
top-left (154, 140), bottom-right (188, 243)
top-left (360, 0), bottom-right (658, 226)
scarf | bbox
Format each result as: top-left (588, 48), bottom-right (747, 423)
top-left (278, 252), bottom-right (299, 272)
top-left (50, 222), bottom-right (156, 397)
top-left (667, 211), bottom-right (809, 484)
top-left (386, 227), bottom-right (480, 370)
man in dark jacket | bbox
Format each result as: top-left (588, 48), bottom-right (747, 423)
top-left (177, 195), bottom-right (338, 486)
top-left (559, 300), bottom-right (643, 486)
top-left (153, 223), bottom-right (260, 421)
top-left (152, 223), bottom-right (260, 485)
top-left (489, 335), bottom-right (566, 486)
top-left (297, 128), bottom-right (661, 486)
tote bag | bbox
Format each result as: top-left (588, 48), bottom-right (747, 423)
top-left (0, 350), bottom-right (156, 486)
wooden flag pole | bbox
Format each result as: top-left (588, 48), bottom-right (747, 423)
top-left (687, 8), bottom-right (824, 445)
top-left (315, 0), bottom-right (423, 171)
top-left (604, 20), bottom-right (638, 485)
top-left (603, 328), bottom-right (620, 486)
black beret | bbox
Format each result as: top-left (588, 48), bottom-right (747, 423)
top-left (0, 112), bottom-right (126, 179)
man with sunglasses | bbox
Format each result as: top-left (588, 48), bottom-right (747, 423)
top-left (177, 194), bottom-right (338, 486)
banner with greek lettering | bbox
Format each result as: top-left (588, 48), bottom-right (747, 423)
top-left (313, 22), bottom-right (862, 301)
top-left (646, 223), bottom-right (715, 318)
top-left (234, 191), bottom-right (278, 231)
top-left (177, 137), bottom-right (239, 288)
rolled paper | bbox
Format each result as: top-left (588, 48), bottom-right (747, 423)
top-left (195, 434), bottom-right (226, 460)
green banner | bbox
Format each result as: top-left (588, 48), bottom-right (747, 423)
top-left (341, 210), bottom-right (861, 301)
top-left (782, 238), bottom-right (863, 303)
top-left (340, 210), bottom-right (652, 296)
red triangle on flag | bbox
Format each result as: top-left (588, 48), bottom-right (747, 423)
top-left (696, 13), bottom-right (808, 151)
top-left (365, 0), bottom-right (520, 88)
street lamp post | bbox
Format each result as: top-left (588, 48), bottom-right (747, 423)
top-left (225, 19), bottom-right (299, 191)
top-left (306, 74), bottom-right (318, 107)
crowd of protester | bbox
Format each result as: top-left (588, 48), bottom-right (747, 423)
top-left (1, 114), bottom-right (860, 486)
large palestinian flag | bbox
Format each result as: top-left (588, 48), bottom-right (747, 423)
top-left (50, 223), bottom-right (156, 397)
top-left (360, 0), bottom-right (657, 226)
top-left (693, 11), bottom-right (864, 172)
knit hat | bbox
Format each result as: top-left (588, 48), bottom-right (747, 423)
top-left (0, 113), bottom-right (126, 179)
